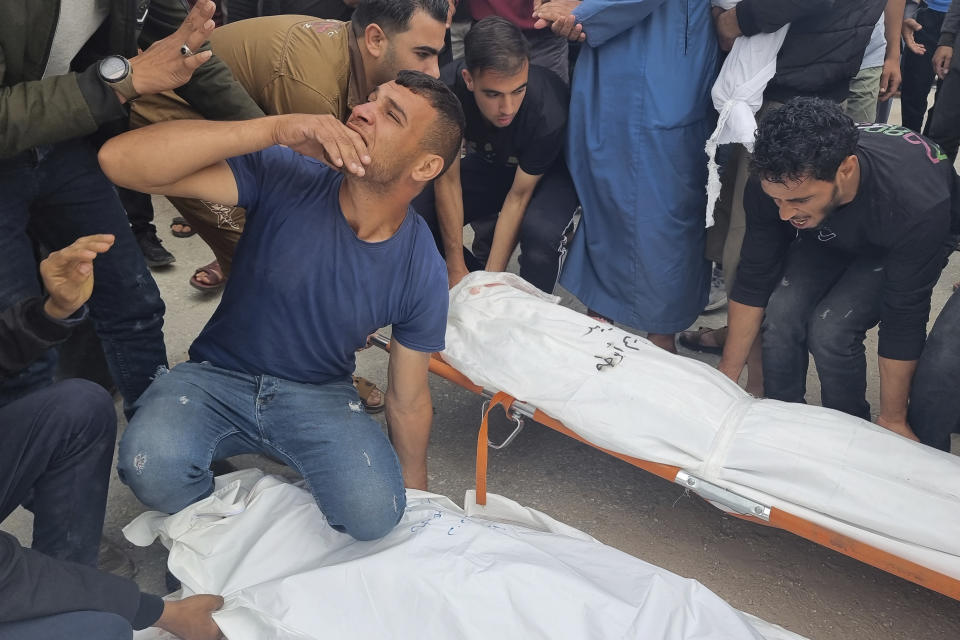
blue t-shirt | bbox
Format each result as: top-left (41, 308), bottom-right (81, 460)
top-left (189, 146), bottom-right (448, 384)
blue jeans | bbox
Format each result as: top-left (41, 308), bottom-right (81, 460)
top-left (0, 139), bottom-right (167, 410)
top-left (117, 362), bottom-right (406, 540)
top-left (909, 287), bottom-right (960, 451)
top-left (761, 238), bottom-right (884, 420)
top-left (0, 611), bottom-right (131, 640)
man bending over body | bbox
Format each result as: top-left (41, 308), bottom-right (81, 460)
top-left (100, 71), bottom-right (465, 540)
top-left (413, 17), bottom-right (576, 292)
top-left (720, 98), bottom-right (959, 440)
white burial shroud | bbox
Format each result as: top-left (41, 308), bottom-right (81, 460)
top-left (127, 469), bottom-right (805, 640)
top-left (442, 273), bottom-right (960, 580)
top-left (704, 0), bottom-right (789, 227)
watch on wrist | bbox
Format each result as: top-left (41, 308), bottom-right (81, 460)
top-left (98, 55), bottom-right (140, 102)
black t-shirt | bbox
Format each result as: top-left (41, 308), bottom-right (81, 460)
top-left (441, 60), bottom-right (569, 175)
top-left (732, 124), bottom-right (960, 361)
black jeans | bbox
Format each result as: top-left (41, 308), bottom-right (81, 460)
top-left (412, 155), bottom-right (578, 293)
top-left (0, 380), bottom-right (117, 566)
top-left (900, 6), bottom-right (945, 132)
top-left (761, 238), bottom-right (884, 421)
top-left (908, 286), bottom-right (960, 451)
top-left (118, 188), bottom-right (157, 238)
top-left (0, 139), bottom-right (167, 410)
top-left (926, 62), bottom-right (960, 163)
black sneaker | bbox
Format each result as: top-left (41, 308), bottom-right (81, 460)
top-left (136, 232), bottom-right (176, 268)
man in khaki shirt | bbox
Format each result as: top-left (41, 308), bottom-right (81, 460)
top-left (132, 0), bottom-right (448, 281)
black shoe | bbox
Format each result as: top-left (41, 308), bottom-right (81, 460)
top-left (136, 232), bottom-right (176, 268)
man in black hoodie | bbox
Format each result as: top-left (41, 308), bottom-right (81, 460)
top-left (0, 236), bottom-right (222, 639)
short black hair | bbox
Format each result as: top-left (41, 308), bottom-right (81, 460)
top-left (464, 17), bottom-right (530, 76)
top-left (750, 97), bottom-right (860, 184)
top-left (352, 0), bottom-right (449, 37)
top-left (396, 70), bottom-right (465, 176)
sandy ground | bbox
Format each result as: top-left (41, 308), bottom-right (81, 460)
top-left (5, 107), bottom-right (960, 639)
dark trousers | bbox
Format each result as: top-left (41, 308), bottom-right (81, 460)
top-left (0, 139), bottom-right (167, 409)
top-left (118, 188), bottom-right (157, 238)
top-left (926, 63), bottom-right (960, 163)
top-left (0, 611), bottom-right (131, 640)
top-left (761, 238), bottom-right (885, 420)
top-left (909, 287), bottom-right (960, 451)
top-left (412, 155), bottom-right (578, 293)
top-left (900, 6), bottom-right (945, 132)
top-left (0, 380), bottom-right (117, 566)
top-left (227, 0), bottom-right (353, 21)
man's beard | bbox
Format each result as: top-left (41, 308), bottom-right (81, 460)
top-left (813, 183), bottom-right (843, 228)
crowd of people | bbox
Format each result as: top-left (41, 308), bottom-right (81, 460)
top-left (1, 0), bottom-right (959, 637)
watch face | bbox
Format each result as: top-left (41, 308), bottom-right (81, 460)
top-left (99, 56), bottom-right (128, 82)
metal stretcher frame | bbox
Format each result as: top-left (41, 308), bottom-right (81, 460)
top-left (371, 334), bottom-right (960, 601)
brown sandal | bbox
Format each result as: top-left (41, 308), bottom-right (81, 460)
top-left (677, 326), bottom-right (728, 355)
top-left (352, 375), bottom-right (385, 414)
top-left (189, 260), bottom-right (227, 292)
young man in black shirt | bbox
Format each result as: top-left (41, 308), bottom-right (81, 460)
top-left (412, 16), bottom-right (577, 292)
top-left (719, 98), bottom-right (959, 440)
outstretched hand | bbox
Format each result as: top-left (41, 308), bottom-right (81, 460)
top-left (127, 0), bottom-right (218, 99)
top-left (901, 18), bottom-right (926, 56)
top-left (272, 114), bottom-right (372, 176)
top-left (40, 234), bottom-right (115, 320)
top-left (155, 594), bottom-right (225, 640)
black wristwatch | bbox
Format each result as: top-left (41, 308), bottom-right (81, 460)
top-left (98, 55), bottom-right (140, 102)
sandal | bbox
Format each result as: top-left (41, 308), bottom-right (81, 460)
top-left (170, 217), bottom-right (196, 238)
top-left (677, 326), bottom-right (727, 355)
top-left (353, 375), bottom-right (385, 414)
top-left (189, 260), bottom-right (227, 292)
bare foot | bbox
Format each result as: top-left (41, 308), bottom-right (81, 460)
top-left (647, 332), bottom-right (677, 354)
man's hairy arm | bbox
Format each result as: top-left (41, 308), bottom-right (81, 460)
top-left (485, 168), bottom-right (542, 273)
top-left (718, 301), bottom-right (765, 384)
top-left (877, 357), bottom-right (920, 440)
top-left (98, 114), bottom-right (370, 203)
top-left (385, 342), bottom-right (434, 490)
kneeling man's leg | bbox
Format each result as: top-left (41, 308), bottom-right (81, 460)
top-left (761, 240), bottom-right (850, 403)
top-left (807, 256), bottom-right (883, 421)
top-left (0, 379), bottom-right (116, 566)
top-left (264, 379), bottom-right (406, 541)
top-left (118, 362), bottom-right (261, 513)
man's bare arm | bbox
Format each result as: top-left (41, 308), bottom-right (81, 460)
top-left (385, 342), bottom-right (434, 490)
top-left (718, 300), bottom-right (765, 384)
top-left (433, 154), bottom-right (471, 287)
top-left (98, 114), bottom-right (371, 203)
top-left (877, 356), bottom-right (920, 440)
top-left (485, 168), bottom-right (542, 273)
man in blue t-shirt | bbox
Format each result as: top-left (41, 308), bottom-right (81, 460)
top-left (100, 71), bottom-right (465, 541)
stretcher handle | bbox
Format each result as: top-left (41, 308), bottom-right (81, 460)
top-left (475, 392), bottom-right (515, 506)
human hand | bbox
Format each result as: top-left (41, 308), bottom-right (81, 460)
top-left (878, 56), bottom-right (902, 101)
top-left (875, 415), bottom-right (921, 442)
top-left (717, 359), bottom-right (743, 385)
top-left (127, 0), bottom-right (217, 99)
top-left (902, 19), bottom-right (925, 56)
top-left (447, 261), bottom-right (470, 289)
top-left (933, 45), bottom-right (953, 80)
top-left (155, 594), bottom-right (225, 640)
top-left (272, 114), bottom-right (371, 176)
top-left (533, 1), bottom-right (586, 42)
top-left (713, 7), bottom-right (741, 52)
top-left (40, 235), bottom-right (115, 320)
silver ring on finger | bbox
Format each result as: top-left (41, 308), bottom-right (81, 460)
top-left (180, 44), bottom-right (195, 57)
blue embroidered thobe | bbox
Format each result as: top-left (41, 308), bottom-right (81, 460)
top-left (559, 0), bottom-right (718, 333)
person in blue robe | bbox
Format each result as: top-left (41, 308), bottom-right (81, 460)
top-left (535, 0), bottom-right (718, 352)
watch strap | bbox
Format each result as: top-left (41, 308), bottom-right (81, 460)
top-left (113, 72), bottom-right (140, 102)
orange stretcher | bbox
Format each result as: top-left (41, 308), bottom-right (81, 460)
top-left (371, 334), bottom-right (960, 601)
